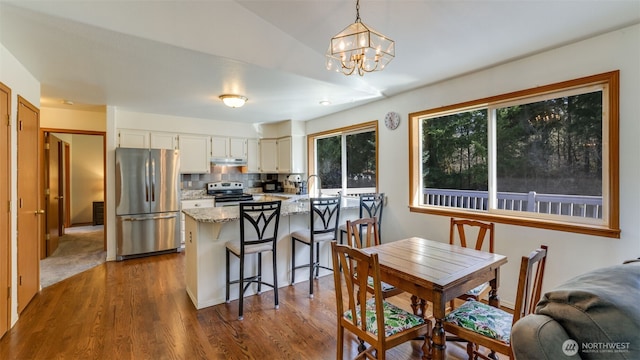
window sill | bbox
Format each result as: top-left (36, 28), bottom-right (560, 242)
top-left (409, 205), bottom-right (621, 239)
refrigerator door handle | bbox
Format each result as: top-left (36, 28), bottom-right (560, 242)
top-left (121, 214), bottom-right (177, 221)
top-left (151, 158), bottom-right (156, 202)
top-left (145, 158), bottom-right (150, 202)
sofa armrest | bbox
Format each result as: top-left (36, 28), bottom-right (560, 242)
top-left (512, 314), bottom-right (581, 360)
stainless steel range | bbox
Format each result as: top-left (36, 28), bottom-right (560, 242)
top-left (207, 181), bottom-right (254, 207)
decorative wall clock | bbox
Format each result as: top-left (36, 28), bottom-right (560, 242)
top-left (384, 111), bottom-right (401, 130)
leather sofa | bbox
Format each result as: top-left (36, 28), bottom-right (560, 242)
top-left (511, 261), bottom-right (640, 359)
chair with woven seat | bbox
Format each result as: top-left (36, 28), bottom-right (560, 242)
top-left (443, 245), bottom-right (549, 360)
top-left (290, 196), bottom-right (341, 298)
top-left (331, 241), bottom-right (431, 360)
top-left (225, 201), bottom-right (282, 320)
top-left (339, 193), bottom-right (384, 244)
top-left (449, 218), bottom-right (495, 308)
top-left (346, 217), bottom-right (403, 300)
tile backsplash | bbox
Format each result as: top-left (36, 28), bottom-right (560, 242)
top-left (180, 164), bottom-right (282, 191)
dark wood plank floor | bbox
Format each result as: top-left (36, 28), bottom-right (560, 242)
top-left (0, 252), bottom-right (488, 359)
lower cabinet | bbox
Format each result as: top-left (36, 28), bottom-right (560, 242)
top-left (180, 199), bottom-right (215, 244)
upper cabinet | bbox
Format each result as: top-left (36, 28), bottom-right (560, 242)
top-left (178, 134), bottom-right (211, 174)
top-left (246, 138), bottom-right (260, 173)
top-left (118, 129), bottom-right (177, 149)
top-left (260, 136), bottom-right (305, 174)
top-left (211, 136), bottom-right (229, 158)
top-left (229, 138), bottom-right (247, 159)
top-left (150, 132), bottom-right (178, 149)
top-left (211, 136), bottom-right (247, 160)
top-left (278, 136), bottom-right (305, 174)
top-left (118, 129), bottom-right (149, 148)
top-left (259, 139), bottom-right (278, 173)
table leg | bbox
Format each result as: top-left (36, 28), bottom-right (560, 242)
top-left (410, 295), bottom-right (433, 360)
top-left (488, 274), bottom-right (500, 308)
top-left (431, 317), bottom-right (445, 360)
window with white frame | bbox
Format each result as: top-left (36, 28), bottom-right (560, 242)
top-left (308, 121), bottom-right (378, 196)
top-left (409, 71), bottom-right (619, 238)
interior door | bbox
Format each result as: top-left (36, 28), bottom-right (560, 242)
top-left (45, 133), bottom-right (63, 256)
top-left (17, 96), bottom-right (40, 314)
top-left (0, 82), bottom-right (11, 338)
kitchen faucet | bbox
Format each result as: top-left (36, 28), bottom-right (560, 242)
top-left (306, 174), bottom-right (322, 197)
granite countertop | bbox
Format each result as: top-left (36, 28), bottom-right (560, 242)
top-left (182, 195), bottom-right (359, 223)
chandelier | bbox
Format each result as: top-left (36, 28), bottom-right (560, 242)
top-left (326, 0), bottom-right (395, 76)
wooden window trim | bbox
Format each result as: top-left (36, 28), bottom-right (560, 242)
top-left (408, 71), bottom-right (620, 238)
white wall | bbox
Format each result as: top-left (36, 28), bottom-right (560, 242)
top-left (306, 24), bottom-right (640, 307)
top-left (0, 43), bottom-right (40, 327)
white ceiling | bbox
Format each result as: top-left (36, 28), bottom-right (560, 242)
top-left (1, 1), bottom-right (638, 124)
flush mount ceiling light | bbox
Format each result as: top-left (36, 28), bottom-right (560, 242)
top-left (325, 0), bottom-right (395, 76)
top-left (219, 94), bottom-right (248, 108)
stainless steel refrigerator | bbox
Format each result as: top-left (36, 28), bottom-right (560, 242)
top-left (115, 148), bottom-right (181, 260)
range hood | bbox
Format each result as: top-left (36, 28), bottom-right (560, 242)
top-left (210, 157), bottom-right (247, 166)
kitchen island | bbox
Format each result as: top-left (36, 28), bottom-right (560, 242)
top-left (183, 195), bottom-right (359, 309)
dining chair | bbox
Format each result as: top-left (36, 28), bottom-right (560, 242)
top-left (449, 218), bottom-right (495, 308)
top-left (443, 245), bottom-right (549, 360)
top-left (346, 217), bottom-right (403, 300)
top-left (290, 196), bottom-right (341, 298)
top-left (225, 200), bottom-right (282, 320)
top-left (339, 193), bottom-right (385, 244)
top-left (331, 241), bottom-right (431, 360)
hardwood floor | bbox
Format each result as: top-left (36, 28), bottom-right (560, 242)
top-left (0, 252), bottom-right (489, 359)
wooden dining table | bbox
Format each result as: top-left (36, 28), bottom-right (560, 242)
top-left (360, 237), bottom-right (508, 360)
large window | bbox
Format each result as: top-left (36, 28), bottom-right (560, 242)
top-left (409, 71), bottom-right (619, 238)
top-left (308, 121), bottom-right (378, 195)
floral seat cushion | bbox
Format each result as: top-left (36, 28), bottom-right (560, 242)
top-left (344, 298), bottom-right (425, 337)
top-left (367, 276), bottom-right (397, 292)
top-left (465, 282), bottom-right (489, 297)
top-left (444, 300), bottom-right (513, 344)
top-left (353, 273), bottom-right (397, 292)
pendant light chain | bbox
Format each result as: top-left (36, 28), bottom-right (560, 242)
top-left (355, 0), bottom-right (361, 23)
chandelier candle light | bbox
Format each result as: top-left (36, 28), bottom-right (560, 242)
top-left (326, 0), bottom-right (395, 76)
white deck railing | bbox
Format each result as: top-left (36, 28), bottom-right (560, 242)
top-left (424, 188), bottom-right (602, 219)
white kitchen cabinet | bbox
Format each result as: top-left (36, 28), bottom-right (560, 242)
top-left (118, 129), bottom-right (149, 148)
top-left (260, 139), bottom-right (278, 173)
top-left (246, 138), bottom-right (260, 173)
top-left (150, 132), bottom-right (178, 149)
top-left (229, 138), bottom-right (247, 159)
top-left (211, 136), bottom-right (229, 158)
top-left (181, 198), bottom-right (215, 244)
top-left (178, 134), bottom-right (211, 174)
top-left (211, 136), bottom-right (247, 160)
top-left (118, 129), bottom-right (178, 150)
top-left (276, 136), bottom-right (305, 174)
top-left (258, 137), bottom-right (304, 174)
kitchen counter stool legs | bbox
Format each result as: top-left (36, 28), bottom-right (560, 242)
top-left (225, 201), bottom-right (282, 320)
top-left (290, 196), bottom-right (341, 298)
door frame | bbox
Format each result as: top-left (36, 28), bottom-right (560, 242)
top-left (0, 81), bottom-right (11, 337)
top-left (40, 128), bottom-right (107, 251)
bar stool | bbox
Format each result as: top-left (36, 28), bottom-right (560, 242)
top-left (225, 201), bottom-right (282, 320)
top-left (339, 193), bottom-right (384, 244)
top-left (290, 196), bottom-right (341, 298)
